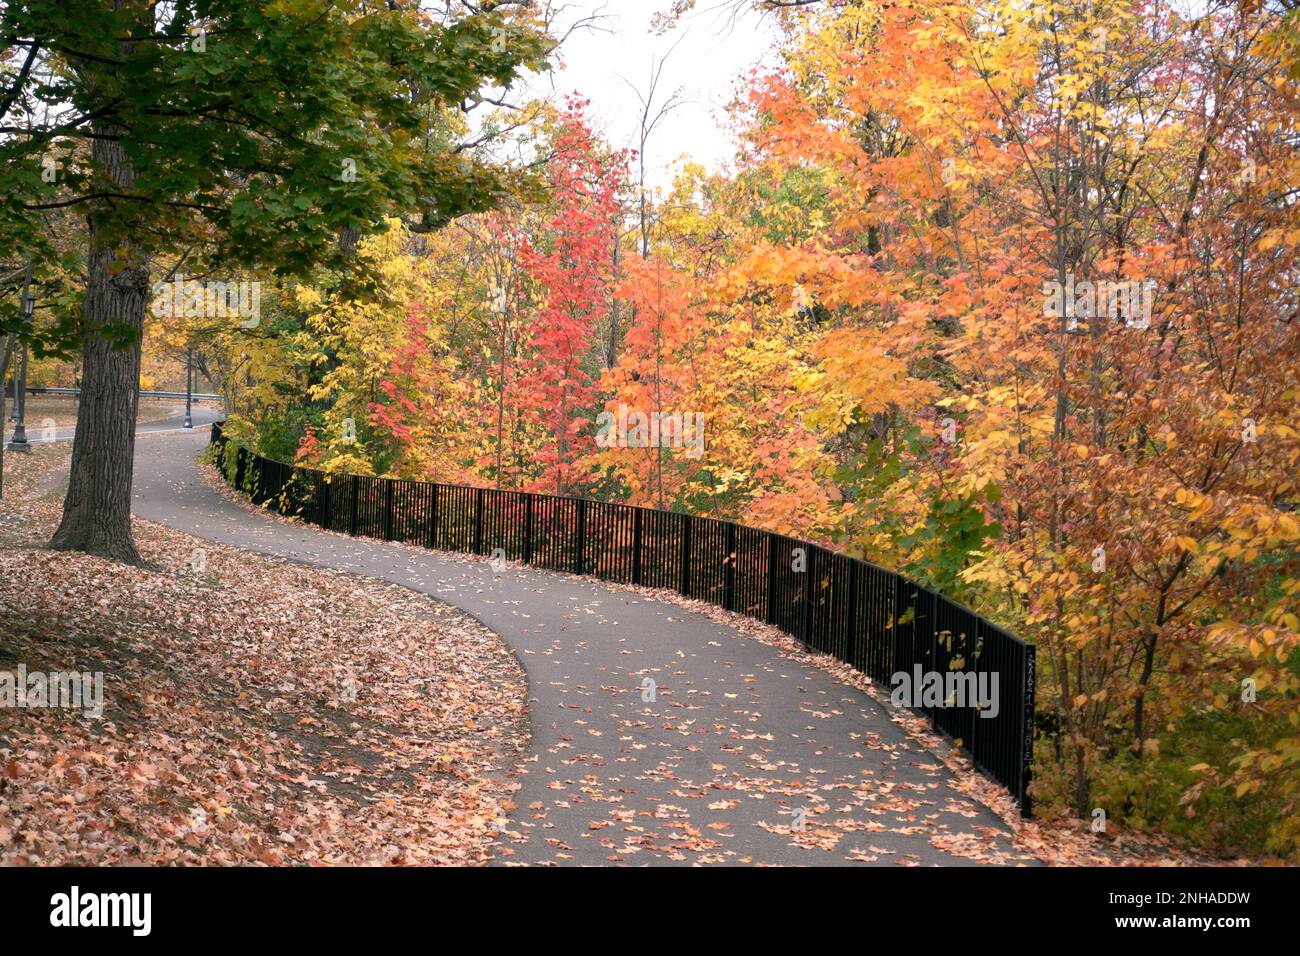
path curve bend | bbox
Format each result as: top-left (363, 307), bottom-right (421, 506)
top-left (128, 430), bottom-right (1036, 867)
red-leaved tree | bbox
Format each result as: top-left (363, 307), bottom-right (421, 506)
top-left (515, 100), bottom-right (627, 494)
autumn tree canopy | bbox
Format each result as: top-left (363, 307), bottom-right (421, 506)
top-left (0, 0), bottom-right (549, 562)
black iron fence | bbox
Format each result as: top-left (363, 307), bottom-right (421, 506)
top-left (210, 423), bottom-right (1036, 815)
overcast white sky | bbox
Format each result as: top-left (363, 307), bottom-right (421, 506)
top-left (519, 1), bottom-right (782, 189)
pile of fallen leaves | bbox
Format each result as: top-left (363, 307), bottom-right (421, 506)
top-left (0, 447), bottom-right (528, 865)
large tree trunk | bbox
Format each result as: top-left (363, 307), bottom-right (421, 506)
top-left (49, 126), bottom-right (148, 564)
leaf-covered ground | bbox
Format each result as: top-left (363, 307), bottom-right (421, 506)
top-left (0, 444), bottom-right (529, 865)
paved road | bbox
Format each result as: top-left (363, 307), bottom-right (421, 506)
top-left (14, 403), bottom-right (223, 445)
top-left (120, 428), bottom-right (1034, 866)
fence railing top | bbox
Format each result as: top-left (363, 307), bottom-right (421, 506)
top-left (209, 422), bottom-right (1028, 650)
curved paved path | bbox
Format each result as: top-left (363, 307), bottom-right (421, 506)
top-left (19, 401), bottom-right (225, 445)
top-left (122, 428), bottom-right (1035, 866)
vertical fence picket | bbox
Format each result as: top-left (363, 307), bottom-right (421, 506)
top-left (348, 475), bottom-right (359, 536)
top-left (575, 498), bottom-right (587, 574)
top-left (723, 522), bottom-right (736, 612)
top-left (523, 493), bottom-right (534, 565)
top-left (473, 487), bottom-right (485, 555)
top-left (383, 480), bottom-right (394, 541)
top-left (801, 549), bottom-right (815, 645)
top-left (679, 515), bottom-right (692, 597)
top-left (632, 508), bottom-right (643, 585)
top-left (426, 484), bottom-right (439, 549)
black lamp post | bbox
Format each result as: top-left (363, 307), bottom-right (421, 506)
top-left (183, 346), bottom-right (193, 429)
top-left (6, 270), bottom-right (33, 453)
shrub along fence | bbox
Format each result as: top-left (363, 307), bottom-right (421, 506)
top-left (210, 423), bottom-right (1036, 815)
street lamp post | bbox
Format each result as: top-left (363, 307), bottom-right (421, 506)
top-left (183, 346), bottom-right (193, 429)
top-left (6, 270), bottom-right (34, 453)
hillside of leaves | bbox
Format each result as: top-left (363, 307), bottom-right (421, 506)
top-left (0, 447), bottom-right (529, 865)
top-left (151, 3), bottom-right (1300, 859)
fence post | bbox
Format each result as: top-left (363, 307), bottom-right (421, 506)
top-left (276, 463), bottom-right (288, 513)
top-left (574, 498), bottom-right (587, 574)
top-left (425, 484), bottom-right (439, 550)
top-left (928, 589), bottom-right (940, 727)
top-left (801, 547), bottom-right (815, 645)
top-left (473, 487), bottom-right (485, 555)
top-left (349, 475), bottom-right (359, 536)
top-left (383, 480), bottom-right (395, 541)
top-left (631, 508), bottom-right (643, 585)
top-left (679, 515), bottom-right (692, 596)
top-left (523, 493), bottom-right (534, 565)
top-left (723, 522), bottom-right (736, 612)
top-left (765, 534), bottom-right (778, 625)
top-left (234, 447), bottom-right (246, 495)
top-left (320, 474), bottom-right (331, 528)
top-left (1020, 645), bottom-right (1037, 818)
top-left (890, 574), bottom-right (905, 678)
top-left (843, 559), bottom-right (858, 665)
